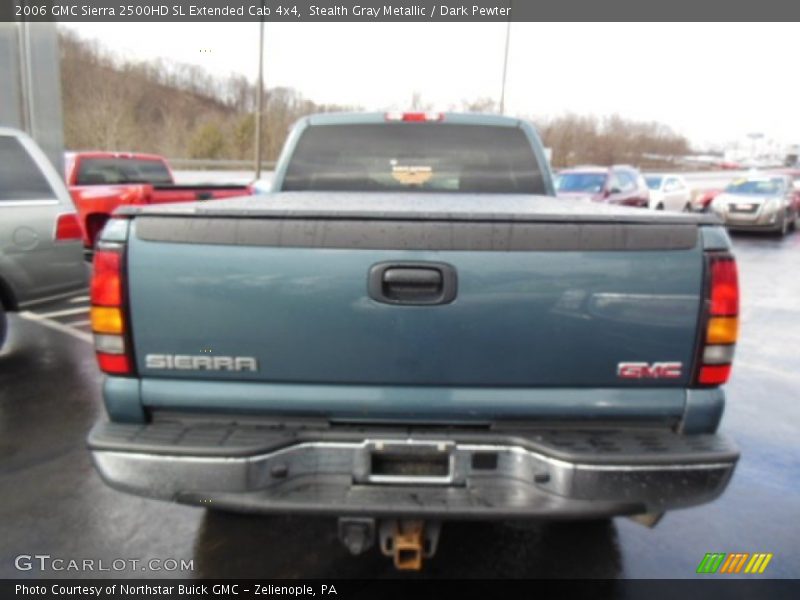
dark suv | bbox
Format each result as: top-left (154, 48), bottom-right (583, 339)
top-left (554, 165), bottom-right (650, 208)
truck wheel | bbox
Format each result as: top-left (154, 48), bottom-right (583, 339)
top-left (0, 304), bottom-right (7, 351)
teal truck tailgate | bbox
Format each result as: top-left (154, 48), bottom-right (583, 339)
top-left (124, 193), bottom-right (706, 405)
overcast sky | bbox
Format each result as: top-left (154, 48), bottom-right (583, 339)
top-left (64, 22), bottom-right (800, 148)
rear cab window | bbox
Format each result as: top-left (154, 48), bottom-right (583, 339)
top-left (0, 136), bottom-right (55, 201)
top-left (76, 157), bottom-right (172, 185)
top-left (281, 123), bottom-right (546, 194)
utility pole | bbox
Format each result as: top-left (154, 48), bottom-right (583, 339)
top-left (499, 21), bottom-right (511, 115)
top-left (254, 18), bottom-right (265, 178)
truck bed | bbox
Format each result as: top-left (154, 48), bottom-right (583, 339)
top-left (117, 191), bottom-right (720, 224)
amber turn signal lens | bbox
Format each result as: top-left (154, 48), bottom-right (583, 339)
top-left (706, 316), bottom-right (738, 345)
top-left (91, 306), bottom-right (124, 334)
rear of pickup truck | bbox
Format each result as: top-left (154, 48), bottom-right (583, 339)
top-left (87, 113), bottom-right (739, 568)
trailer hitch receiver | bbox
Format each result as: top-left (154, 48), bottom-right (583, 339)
top-left (379, 519), bottom-right (442, 571)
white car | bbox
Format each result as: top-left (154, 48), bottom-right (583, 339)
top-left (645, 174), bottom-right (693, 212)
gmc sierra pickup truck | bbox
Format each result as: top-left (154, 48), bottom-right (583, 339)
top-left (66, 151), bottom-right (253, 248)
top-left (87, 112), bottom-right (740, 570)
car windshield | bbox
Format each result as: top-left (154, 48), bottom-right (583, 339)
top-left (555, 172), bottom-right (607, 193)
top-left (645, 176), bottom-right (663, 190)
top-left (724, 178), bottom-right (784, 195)
top-left (282, 123), bottom-right (546, 194)
top-left (76, 157), bottom-right (172, 185)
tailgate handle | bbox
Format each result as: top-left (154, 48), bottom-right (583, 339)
top-left (368, 262), bottom-right (457, 305)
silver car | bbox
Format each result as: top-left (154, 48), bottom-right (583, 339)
top-left (710, 174), bottom-right (799, 236)
top-left (0, 128), bottom-right (87, 349)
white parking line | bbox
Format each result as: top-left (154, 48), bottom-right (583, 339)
top-left (19, 311), bottom-right (93, 343)
top-left (36, 306), bottom-right (90, 319)
top-left (69, 295), bottom-right (90, 304)
top-left (65, 319), bottom-right (91, 327)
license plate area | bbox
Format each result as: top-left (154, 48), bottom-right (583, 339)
top-left (359, 441), bottom-right (455, 485)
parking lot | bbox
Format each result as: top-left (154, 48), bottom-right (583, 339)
top-left (0, 230), bottom-right (797, 579)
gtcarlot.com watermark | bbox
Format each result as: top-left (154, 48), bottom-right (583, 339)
top-left (14, 554), bottom-right (194, 573)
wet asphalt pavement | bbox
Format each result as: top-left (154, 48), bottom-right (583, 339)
top-left (0, 231), bottom-right (798, 579)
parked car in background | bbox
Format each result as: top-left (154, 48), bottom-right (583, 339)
top-left (645, 174), bottom-right (693, 212)
top-left (0, 128), bottom-right (87, 350)
top-left (710, 174), bottom-right (799, 236)
top-left (66, 152), bottom-right (254, 248)
top-left (555, 165), bottom-right (650, 207)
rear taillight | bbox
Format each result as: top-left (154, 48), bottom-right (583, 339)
top-left (90, 219), bottom-right (134, 376)
top-left (695, 253), bottom-right (739, 386)
top-left (55, 213), bottom-right (83, 241)
top-left (384, 111), bottom-right (444, 122)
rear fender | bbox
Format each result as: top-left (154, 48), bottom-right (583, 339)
top-left (70, 185), bottom-right (150, 246)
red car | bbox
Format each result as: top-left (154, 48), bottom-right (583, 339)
top-left (554, 165), bottom-right (650, 208)
top-left (66, 152), bottom-right (253, 248)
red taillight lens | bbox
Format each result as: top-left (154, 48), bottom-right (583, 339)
top-left (709, 257), bottom-right (739, 316)
top-left (96, 353), bottom-right (132, 375)
top-left (695, 253), bottom-right (739, 386)
top-left (91, 250), bottom-right (122, 306)
top-left (698, 364), bottom-right (732, 386)
top-left (55, 213), bottom-right (83, 241)
top-left (91, 245), bottom-right (133, 376)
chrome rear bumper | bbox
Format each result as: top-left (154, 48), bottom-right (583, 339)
top-left (89, 421), bottom-right (738, 519)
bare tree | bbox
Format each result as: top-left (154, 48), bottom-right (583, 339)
top-left (59, 29), bottom-right (688, 168)
top-left (461, 97), bottom-right (498, 113)
top-left (536, 113), bottom-right (689, 168)
top-left (59, 29), bottom-right (353, 161)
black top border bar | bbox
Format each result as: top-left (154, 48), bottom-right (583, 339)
top-left (4, 0), bottom-right (800, 22)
